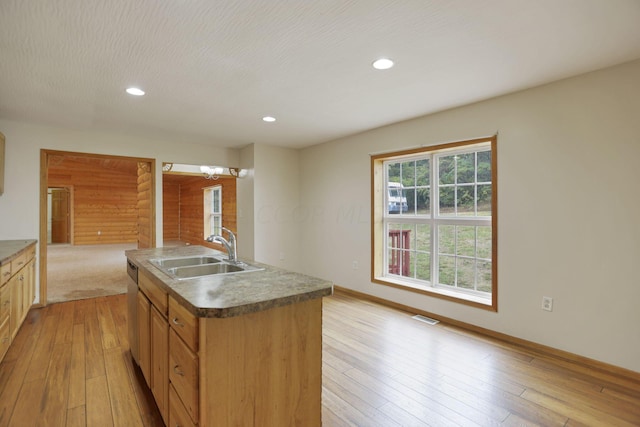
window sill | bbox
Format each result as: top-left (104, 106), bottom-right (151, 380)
top-left (373, 276), bottom-right (497, 311)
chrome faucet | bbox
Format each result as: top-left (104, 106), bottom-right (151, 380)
top-left (206, 227), bottom-right (238, 263)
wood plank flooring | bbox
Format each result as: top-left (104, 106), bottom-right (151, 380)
top-left (0, 292), bottom-right (638, 426)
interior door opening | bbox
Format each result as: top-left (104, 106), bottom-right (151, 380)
top-left (39, 150), bottom-right (155, 306)
top-left (48, 186), bottom-right (72, 245)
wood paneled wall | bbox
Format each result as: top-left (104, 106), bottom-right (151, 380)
top-left (162, 175), bottom-right (237, 249)
top-left (48, 157), bottom-right (139, 245)
top-left (136, 162), bottom-right (154, 248)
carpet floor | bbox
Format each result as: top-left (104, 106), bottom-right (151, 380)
top-left (47, 243), bottom-right (137, 303)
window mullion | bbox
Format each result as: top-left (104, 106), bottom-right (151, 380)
top-left (431, 153), bottom-right (438, 288)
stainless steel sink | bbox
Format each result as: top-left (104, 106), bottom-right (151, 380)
top-left (152, 256), bottom-right (263, 280)
top-left (151, 256), bottom-right (221, 269)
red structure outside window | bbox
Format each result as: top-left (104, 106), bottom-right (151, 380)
top-left (388, 229), bottom-right (411, 276)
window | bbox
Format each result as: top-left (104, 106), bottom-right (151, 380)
top-left (371, 136), bottom-right (497, 310)
top-left (203, 185), bottom-right (222, 238)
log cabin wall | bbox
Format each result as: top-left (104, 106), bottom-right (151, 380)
top-left (162, 175), bottom-right (237, 249)
top-left (136, 162), bottom-right (154, 248)
top-left (48, 157), bottom-right (139, 245)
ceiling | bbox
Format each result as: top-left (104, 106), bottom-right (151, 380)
top-left (1, 0), bottom-right (640, 149)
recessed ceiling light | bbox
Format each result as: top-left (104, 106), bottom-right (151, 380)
top-left (126, 87), bottom-right (145, 96)
top-left (372, 58), bottom-right (394, 70)
top-left (262, 116), bottom-right (276, 122)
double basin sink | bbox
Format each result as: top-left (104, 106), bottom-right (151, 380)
top-left (150, 255), bottom-right (262, 280)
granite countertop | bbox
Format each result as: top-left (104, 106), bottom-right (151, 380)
top-left (0, 240), bottom-right (37, 265)
top-left (126, 245), bottom-right (333, 318)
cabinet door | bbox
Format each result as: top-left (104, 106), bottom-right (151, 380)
top-left (169, 384), bottom-right (196, 427)
top-left (137, 291), bottom-right (151, 385)
top-left (169, 328), bottom-right (199, 422)
top-left (21, 260), bottom-right (35, 317)
top-left (9, 274), bottom-right (22, 339)
top-left (0, 318), bottom-right (10, 361)
top-left (150, 306), bottom-right (169, 425)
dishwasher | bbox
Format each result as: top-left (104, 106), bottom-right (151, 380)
top-left (126, 259), bottom-right (139, 364)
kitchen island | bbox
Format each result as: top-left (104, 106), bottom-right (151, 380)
top-left (126, 245), bottom-right (332, 427)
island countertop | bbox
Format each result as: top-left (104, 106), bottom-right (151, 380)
top-left (126, 245), bottom-right (333, 318)
top-left (0, 240), bottom-right (37, 265)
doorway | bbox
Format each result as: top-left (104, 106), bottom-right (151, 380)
top-left (48, 187), bottom-right (72, 244)
top-left (39, 150), bottom-right (156, 305)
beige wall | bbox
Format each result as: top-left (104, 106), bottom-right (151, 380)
top-left (1, 59), bottom-right (639, 373)
top-left (253, 143), bottom-right (302, 271)
top-left (298, 59), bottom-right (640, 373)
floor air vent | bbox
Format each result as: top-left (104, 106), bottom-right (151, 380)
top-left (412, 315), bottom-right (439, 325)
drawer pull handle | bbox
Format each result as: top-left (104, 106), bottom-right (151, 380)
top-left (17, 261), bottom-right (24, 266)
top-left (1, 337), bottom-right (9, 343)
top-left (172, 317), bottom-right (184, 327)
top-left (173, 365), bottom-right (185, 376)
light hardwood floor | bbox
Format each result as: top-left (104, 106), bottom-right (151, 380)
top-left (0, 292), bottom-right (638, 426)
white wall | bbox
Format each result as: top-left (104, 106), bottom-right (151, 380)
top-left (298, 59), bottom-right (640, 373)
top-left (0, 119), bottom-right (239, 300)
top-left (236, 144), bottom-right (255, 260)
top-left (252, 144), bottom-right (302, 271)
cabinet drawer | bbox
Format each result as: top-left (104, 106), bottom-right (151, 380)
top-left (0, 283), bottom-right (9, 323)
top-left (11, 252), bottom-right (28, 274)
top-left (139, 271), bottom-right (168, 315)
top-left (0, 317), bottom-right (10, 361)
top-left (169, 329), bottom-right (199, 422)
top-left (24, 245), bottom-right (36, 261)
top-left (169, 384), bottom-right (197, 427)
top-left (0, 263), bottom-right (11, 286)
top-left (169, 297), bottom-right (198, 352)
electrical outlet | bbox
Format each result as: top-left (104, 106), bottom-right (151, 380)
top-left (352, 261), bottom-right (358, 270)
top-left (542, 296), bottom-right (553, 312)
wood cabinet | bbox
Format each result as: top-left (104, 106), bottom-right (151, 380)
top-left (167, 295), bottom-right (322, 427)
top-left (132, 266), bottom-right (323, 426)
top-left (136, 270), bottom-right (169, 425)
top-left (198, 298), bottom-right (323, 426)
top-left (169, 384), bottom-right (196, 427)
top-left (150, 305), bottom-right (169, 422)
top-left (0, 242), bottom-right (36, 362)
top-left (137, 291), bottom-right (151, 384)
top-left (169, 327), bottom-right (198, 423)
top-left (0, 283), bottom-right (11, 359)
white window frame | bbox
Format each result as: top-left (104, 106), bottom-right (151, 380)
top-left (203, 185), bottom-right (222, 239)
top-left (371, 136), bottom-right (497, 311)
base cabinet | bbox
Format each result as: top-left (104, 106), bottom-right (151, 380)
top-left (169, 384), bottom-right (196, 427)
top-left (197, 298), bottom-right (323, 427)
top-left (170, 295), bottom-right (322, 427)
top-left (137, 291), bottom-right (151, 384)
top-left (0, 242), bottom-right (36, 362)
top-left (136, 270), bottom-right (169, 425)
top-left (150, 306), bottom-right (169, 422)
top-left (132, 268), bottom-right (323, 427)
